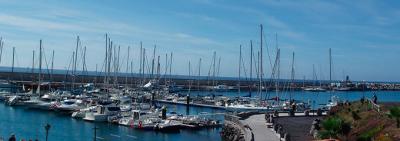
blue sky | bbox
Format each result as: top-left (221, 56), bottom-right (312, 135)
top-left (0, 0), bottom-right (399, 81)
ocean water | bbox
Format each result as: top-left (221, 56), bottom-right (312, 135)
top-left (0, 90), bottom-right (399, 141)
top-left (187, 90), bottom-right (400, 106)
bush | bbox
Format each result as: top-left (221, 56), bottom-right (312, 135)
top-left (356, 126), bottom-right (383, 141)
top-left (318, 117), bottom-right (350, 139)
top-left (387, 107), bottom-right (400, 128)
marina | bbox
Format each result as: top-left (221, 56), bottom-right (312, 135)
top-left (0, 89), bottom-right (399, 140)
top-left (0, 1), bottom-right (400, 141)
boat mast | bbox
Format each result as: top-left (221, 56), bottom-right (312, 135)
top-left (130, 61), bottom-right (133, 86)
top-left (72, 36), bottom-right (79, 89)
top-left (290, 52), bottom-right (295, 101)
top-left (142, 48), bottom-right (146, 84)
top-left (238, 45), bottom-right (241, 97)
top-left (9, 47), bottom-right (15, 84)
top-left (108, 40), bottom-right (113, 88)
top-left (313, 64), bottom-right (316, 87)
top-left (259, 24), bottom-right (263, 100)
top-left (169, 52), bottom-right (173, 83)
top-left (125, 46), bottom-right (130, 87)
top-left (104, 34), bottom-right (108, 86)
top-left (0, 37), bottom-right (3, 64)
top-left (95, 64), bottom-right (98, 86)
top-left (116, 45), bottom-right (121, 86)
top-left (11, 47), bottom-right (15, 73)
top-left (32, 50), bottom-right (35, 83)
top-left (198, 58), bottom-right (201, 92)
top-left (50, 50), bottom-right (54, 91)
top-left (82, 46), bottom-right (87, 83)
top-left (276, 33), bottom-right (280, 102)
top-left (139, 42), bottom-right (142, 86)
top-left (275, 49), bottom-right (280, 104)
top-left (157, 55), bottom-right (160, 79)
top-left (217, 56), bottom-right (221, 85)
top-left (212, 51), bottom-right (216, 88)
top-left (249, 40), bottom-right (253, 97)
top-left (151, 45), bottom-right (156, 80)
top-left (38, 40), bottom-right (42, 95)
top-left (329, 48), bottom-right (333, 100)
top-left (329, 48), bottom-right (332, 90)
top-left (257, 51), bottom-right (259, 82)
top-left (188, 61), bottom-right (192, 95)
top-left (164, 53), bottom-right (168, 86)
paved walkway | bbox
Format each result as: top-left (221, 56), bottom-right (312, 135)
top-left (241, 114), bottom-right (280, 141)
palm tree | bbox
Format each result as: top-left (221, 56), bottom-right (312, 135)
top-left (388, 107), bottom-right (400, 128)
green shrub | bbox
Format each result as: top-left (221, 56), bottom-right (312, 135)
top-left (357, 126), bottom-right (382, 141)
top-left (319, 117), bottom-right (351, 139)
top-left (387, 107), bottom-right (400, 128)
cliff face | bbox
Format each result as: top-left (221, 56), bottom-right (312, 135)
top-left (319, 102), bottom-right (400, 141)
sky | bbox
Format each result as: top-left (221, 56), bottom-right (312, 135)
top-left (0, 0), bottom-right (399, 82)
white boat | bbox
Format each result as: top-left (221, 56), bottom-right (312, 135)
top-left (5, 95), bottom-right (21, 105)
top-left (55, 99), bottom-right (84, 112)
top-left (212, 85), bottom-right (228, 92)
top-left (83, 103), bottom-right (121, 122)
top-left (281, 100), bottom-right (311, 111)
top-left (142, 79), bottom-right (159, 90)
top-left (325, 95), bottom-right (339, 110)
top-left (304, 87), bottom-right (327, 92)
top-left (71, 106), bottom-right (97, 118)
top-left (336, 87), bottom-right (351, 91)
top-left (119, 96), bottom-right (132, 112)
top-left (163, 82), bottom-right (183, 93)
top-left (28, 93), bottom-right (60, 110)
top-left (155, 120), bottom-right (181, 132)
top-left (226, 104), bottom-right (272, 112)
top-left (0, 91), bottom-right (10, 101)
top-left (5, 95), bottom-right (30, 106)
top-left (119, 109), bottom-right (161, 129)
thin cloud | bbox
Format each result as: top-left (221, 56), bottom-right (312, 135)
top-left (0, 14), bottom-right (83, 31)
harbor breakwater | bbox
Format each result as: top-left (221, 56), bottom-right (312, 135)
top-left (1, 71), bottom-right (399, 91)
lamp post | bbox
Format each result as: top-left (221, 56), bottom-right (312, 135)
top-left (44, 123), bottom-right (51, 141)
top-left (93, 125), bottom-right (99, 141)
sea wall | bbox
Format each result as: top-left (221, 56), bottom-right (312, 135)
top-left (221, 114), bottom-right (253, 141)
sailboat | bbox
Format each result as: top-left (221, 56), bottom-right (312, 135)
top-left (226, 25), bottom-right (272, 112)
top-left (303, 64), bottom-right (327, 92)
top-left (324, 48), bottom-right (340, 110)
top-left (7, 43), bottom-right (43, 106)
top-left (23, 40), bottom-right (59, 110)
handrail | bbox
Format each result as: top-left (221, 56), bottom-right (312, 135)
top-left (367, 99), bottom-right (380, 112)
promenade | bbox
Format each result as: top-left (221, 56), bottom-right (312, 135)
top-left (241, 114), bottom-right (280, 141)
